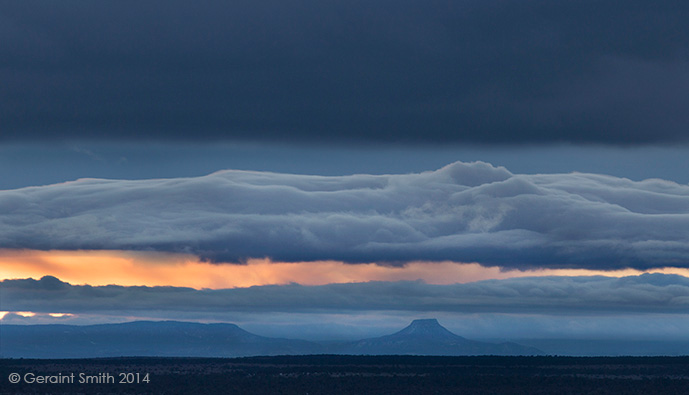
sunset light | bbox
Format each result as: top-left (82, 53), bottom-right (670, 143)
top-left (3, 1), bottom-right (689, 385)
top-left (2, 249), bottom-right (689, 289)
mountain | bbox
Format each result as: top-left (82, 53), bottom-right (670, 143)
top-left (333, 319), bottom-right (543, 356)
top-left (0, 321), bottom-right (323, 358)
top-left (0, 319), bottom-right (543, 358)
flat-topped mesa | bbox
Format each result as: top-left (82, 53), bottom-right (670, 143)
top-left (345, 319), bottom-right (543, 355)
top-left (395, 319), bottom-right (462, 339)
top-left (412, 318), bottom-right (439, 325)
top-left (2, 319), bottom-right (545, 357)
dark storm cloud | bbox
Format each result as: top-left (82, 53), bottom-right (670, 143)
top-left (4, 274), bottom-right (689, 315)
top-left (2, 161), bottom-right (689, 269)
top-left (2, 0), bottom-right (689, 144)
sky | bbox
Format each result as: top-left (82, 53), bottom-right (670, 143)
top-left (2, 0), bottom-right (689, 341)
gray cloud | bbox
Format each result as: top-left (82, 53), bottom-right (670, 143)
top-left (4, 274), bottom-right (689, 316)
top-left (1, 0), bottom-right (689, 144)
top-left (2, 161), bottom-right (689, 269)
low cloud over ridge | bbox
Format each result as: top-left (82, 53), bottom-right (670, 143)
top-left (4, 274), bottom-right (689, 316)
top-left (1, 161), bottom-right (689, 270)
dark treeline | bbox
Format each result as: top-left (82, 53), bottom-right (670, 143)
top-left (3, 355), bottom-right (689, 394)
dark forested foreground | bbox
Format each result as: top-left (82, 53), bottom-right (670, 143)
top-left (3, 355), bottom-right (689, 394)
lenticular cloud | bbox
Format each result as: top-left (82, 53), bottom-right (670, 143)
top-left (1, 161), bottom-right (689, 269)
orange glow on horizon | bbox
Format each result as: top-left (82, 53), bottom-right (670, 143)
top-left (1, 249), bottom-right (688, 289)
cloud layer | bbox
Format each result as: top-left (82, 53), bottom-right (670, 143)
top-left (4, 274), bottom-right (689, 316)
top-left (2, 0), bottom-right (689, 144)
top-left (2, 161), bottom-right (689, 269)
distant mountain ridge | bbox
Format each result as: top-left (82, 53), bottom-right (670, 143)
top-left (0, 319), bottom-right (543, 358)
top-left (0, 321), bottom-right (321, 358)
top-left (334, 319), bottom-right (542, 356)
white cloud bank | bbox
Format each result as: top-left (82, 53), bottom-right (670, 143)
top-left (1, 161), bottom-right (689, 269)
